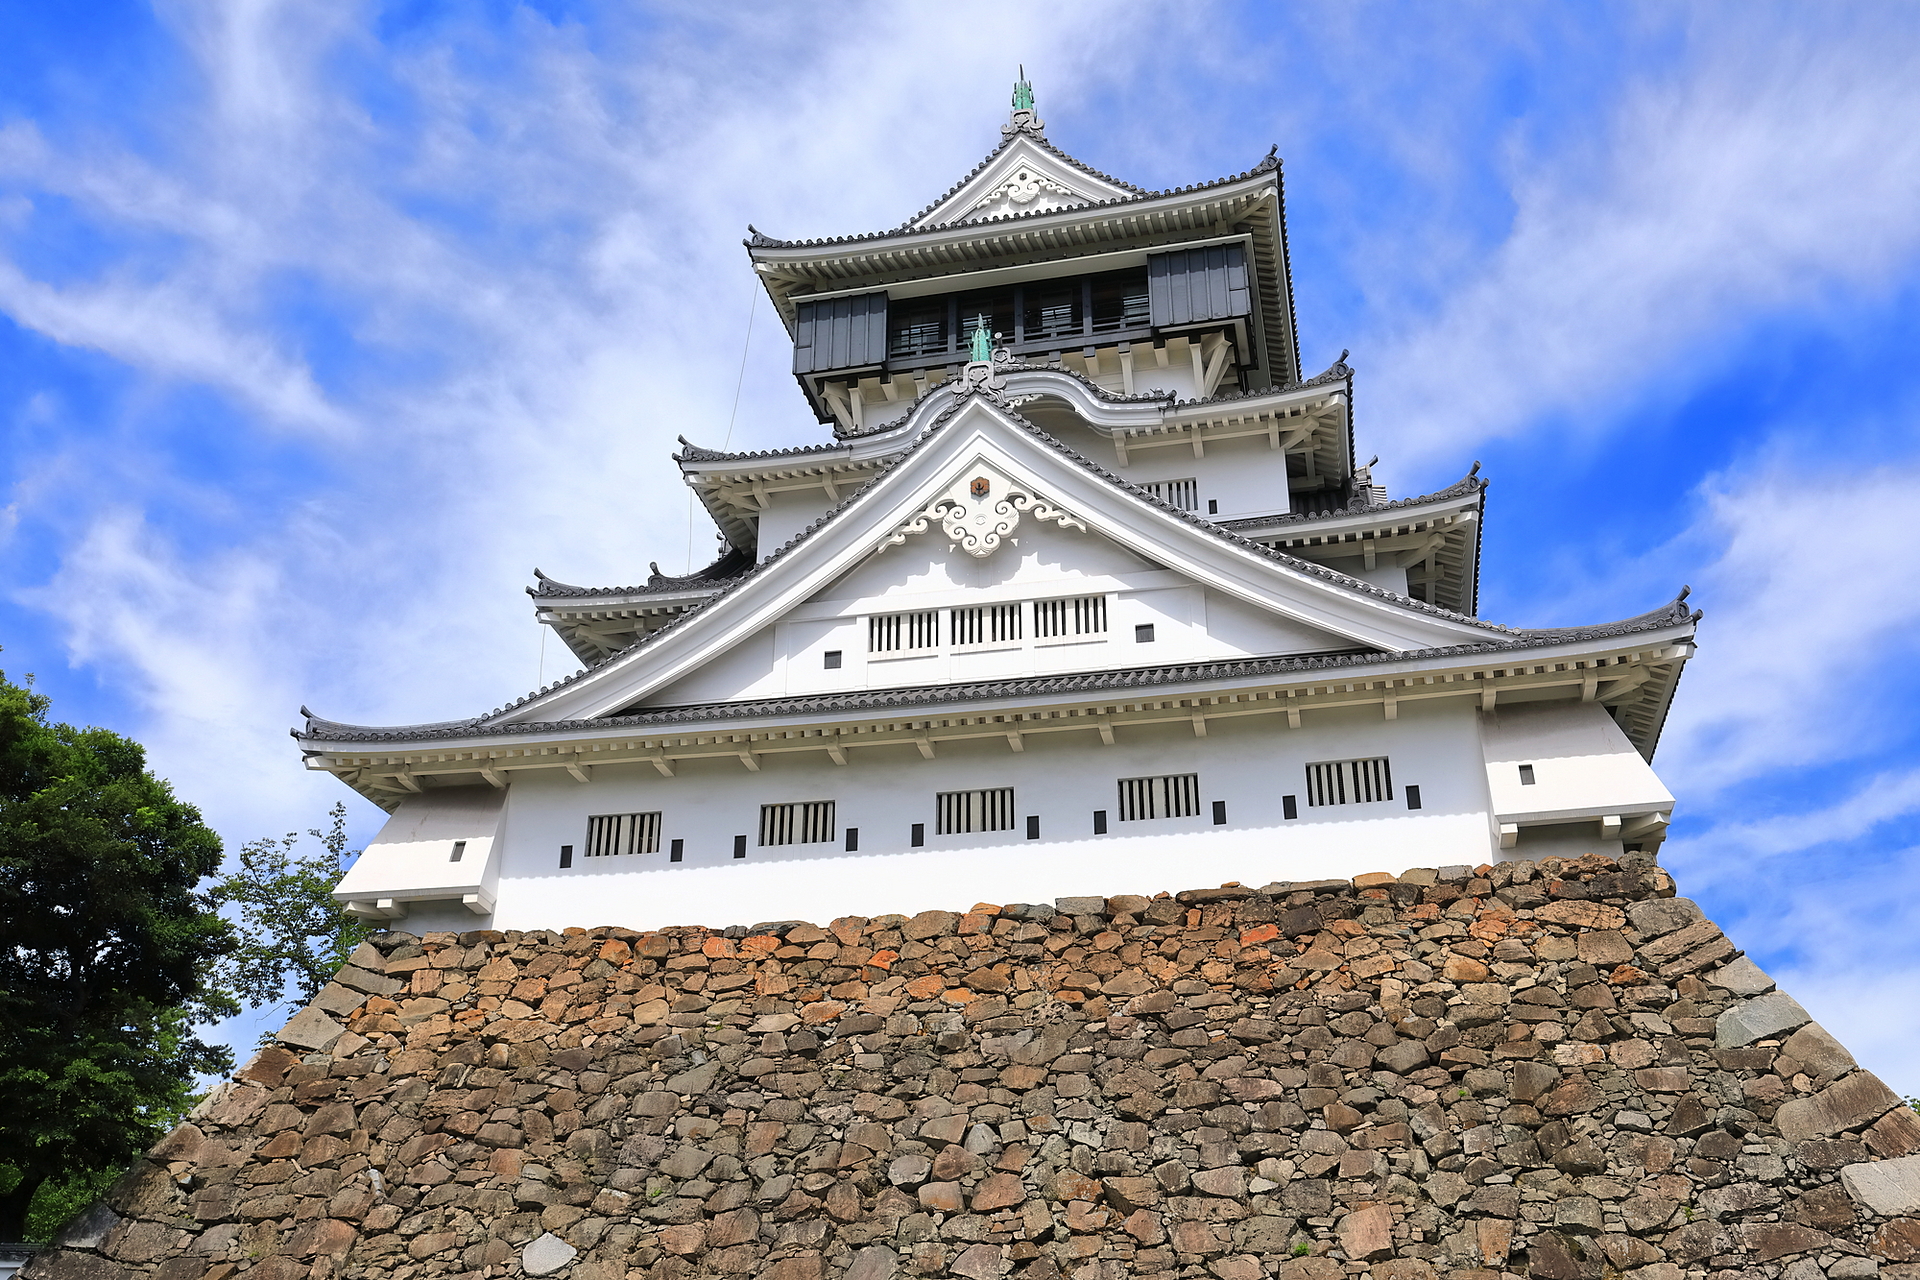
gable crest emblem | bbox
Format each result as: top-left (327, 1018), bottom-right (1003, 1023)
top-left (880, 462), bottom-right (1084, 559)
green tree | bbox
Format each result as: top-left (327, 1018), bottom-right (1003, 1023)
top-left (0, 669), bottom-right (236, 1242)
top-left (210, 803), bottom-right (372, 1021)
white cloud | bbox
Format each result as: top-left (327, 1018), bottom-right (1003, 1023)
top-left (1645, 458), bottom-right (1920, 794)
top-left (0, 0), bottom-right (1198, 848)
top-left (1364, 21), bottom-right (1920, 472)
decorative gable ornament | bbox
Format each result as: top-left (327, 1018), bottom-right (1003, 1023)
top-left (1003, 68), bottom-right (1045, 139)
top-left (880, 460), bottom-right (1084, 559)
top-left (965, 166), bottom-right (1080, 216)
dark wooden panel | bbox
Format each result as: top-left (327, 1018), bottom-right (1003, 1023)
top-left (1148, 244), bottom-right (1250, 328)
top-left (793, 292), bottom-right (888, 374)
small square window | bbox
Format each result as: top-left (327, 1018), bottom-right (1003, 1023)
top-left (559, 844), bottom-right (573, 868)
top-left (1405, 785), bottom-right (1423, 810)
top-left (824, 650), bottom-right (843, 669)
top-left (669, 838), bottom-right (684, 862)
top-left (1282, 795), bottom-right (1298, 820)
top-left (449, 840), bottom-right (466, 863)
top-left (1135, 624), bottom-right (1155, 643)
top-left (1207, 499), bottom-right (1219, 515)
top-left (1518, 764), bottom-right (1536, 785)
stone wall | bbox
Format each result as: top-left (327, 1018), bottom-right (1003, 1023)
top-left (27, 854), bottom-right (1920, 1280)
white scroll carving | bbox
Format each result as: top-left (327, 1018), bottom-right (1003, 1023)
top-left (878, 462), bottom-right (1085, 559)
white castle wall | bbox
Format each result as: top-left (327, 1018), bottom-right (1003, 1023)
top-left (385, 702), bottom-right (1479, 933)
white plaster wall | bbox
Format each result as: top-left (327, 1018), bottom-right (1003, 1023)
top-left (643, 523), bottom-right (1353, 708)
top-left (473, 699), bottom-right (1500, 932)
top-left (756, 488), bottom-right (838, 561)
top-left (1480, 700), bottom-right (1673, 824)
top-left (645, 624), bottom-right (778, 706)
top-left (335, 787), bottom-right (504, 906)
top-left (1027, 410), bottom-right (1296, 521)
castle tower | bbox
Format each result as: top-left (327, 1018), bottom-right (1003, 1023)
top-left (300, 82), bottom-right (1698, 933)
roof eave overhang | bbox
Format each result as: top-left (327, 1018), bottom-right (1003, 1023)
top-left (749, 177), bottom-right (1280, 319)
top-left (497, 405), bottom-right (1504, 724)
top-left (1235, 487), bottom-right (1484, 544)
top-left (298, 622), bottom-right (1696, 761)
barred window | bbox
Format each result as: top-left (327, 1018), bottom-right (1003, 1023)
top-left (1033, 594), bottom-right (1108, 639)
top-left (1305, 757), bottom-right (1393, 807)
top-left (759, 800), bottom-right (836, 846)
top-left (585, 811), bottom-right (662, 856)
top-left (936, 787), bottom-right (1015, 835)
top-left (1117, 773), bottom-right (1201, 822)
top-left (869, 610), bottom-right (940, 653)
top-left (951, 603), bottom-right (1023, 647)
top-left (1141, 478), bottom-right (1199, 510)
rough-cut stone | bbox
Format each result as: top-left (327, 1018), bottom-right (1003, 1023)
top-left (23, 856), bottom-right (1915, 1280)
top-left (1706, 955), bottom-right (1775, 996)
top-left (1628, 897), bottom-right (1702, 938)
top-left (273, 1005), bottom-right (343, 1052)
top-left (1779, 1022), bottom-right (1859, 1078)
top-left (1779, 1072), bottom-right (1904, 1139)
top-left (1716, 991), bottom-right (1812, 1047)
top-left (1338, 1204), bottom-right (1394, 1261)
top-left (522, 1232), bottom-right (577, 1276)
top-left (1846, 1157), bottom-right (1920, 1217)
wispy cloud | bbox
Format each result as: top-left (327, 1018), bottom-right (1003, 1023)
top-left (0, 0), bottom-right (1194, 842)
top-left (1364, 18), bottom-right (1920, 472)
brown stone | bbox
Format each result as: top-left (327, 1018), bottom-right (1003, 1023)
top-left (1368, 1262), bottom-right (1436, 1280)
top-left (1739, 1223), bottom-right (1830, 1261)
top-left (917, 1181), bottom-right (965, 1212)
top-left (285, 1218), bottom-right (357, 1258)
top-left (1191, 1167), bottom-right (1247, 1198)
top-left (1540, 1077), bottom-right (1601, 1115)
top-left (949, 1244), bottom-right (1004, 1280)
top-left (1170, 1220), bottom-right (1225, 1256)
top-left (1776, 1071), bottom-right (1903, 1139)
top-left (1337, 1204), bottom-right (1393, 1261)
top-left (1878, 1220), bottom-right (1920, 1262)
top-left (1575, 931), bottom-right (1633, 966)
top-left (1275, 1261), bottom-right (1344, 1280)
top-left (971, 1173), bottom-right (1026, 1211)
top-left (1869, 1105), bottom-right (1920, 1157)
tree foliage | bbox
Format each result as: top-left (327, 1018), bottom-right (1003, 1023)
top-left (0, 668), bottom-right (236, 1242)
top-left (210, 803), bottom-right (371, 1020)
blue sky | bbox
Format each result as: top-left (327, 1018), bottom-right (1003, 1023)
top-left (3, 2), bottom-right (1919, 1089)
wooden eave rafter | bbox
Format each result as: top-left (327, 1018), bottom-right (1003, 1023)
top-left (305, 632), bottom-right (1694, 811)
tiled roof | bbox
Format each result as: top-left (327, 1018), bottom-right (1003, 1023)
top-left (299, 599), bottom-right (1697, 745)
top-left (302, 371), bottom-right (1694, 745)
top-left (526, 548), bottom-right (755, 601)
top-left (1218, 465), bottom-right (1486, 533)
top-left (676, 355), bottom-right (1351, 467)
top-left (745, 146), bottom-right (1280, 252)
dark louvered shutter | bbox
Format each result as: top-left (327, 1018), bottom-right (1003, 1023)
top-left (793, 292), bottom-right (888, 374)
top-left (1147, 244), bottom-right (1251, 328)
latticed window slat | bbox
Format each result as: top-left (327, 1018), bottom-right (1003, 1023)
top-left (585, 811), bottom-right (662, 856)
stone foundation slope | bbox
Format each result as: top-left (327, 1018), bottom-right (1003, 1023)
top-left (28, 854), bottom-right (1920, 1280)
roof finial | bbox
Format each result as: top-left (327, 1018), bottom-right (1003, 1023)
top-left (1012, 65), bottom-right (1034, 112)
top-left (968, 319), bottom-right (994, 363)
top-left (1003, 65), bottom-right (1046, 139)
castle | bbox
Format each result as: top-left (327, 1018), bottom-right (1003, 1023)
top-left (299, 80), bottom-right (1696, 934)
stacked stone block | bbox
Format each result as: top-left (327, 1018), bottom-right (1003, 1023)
top-left (28, 854), bottom-right (1920, 1280)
